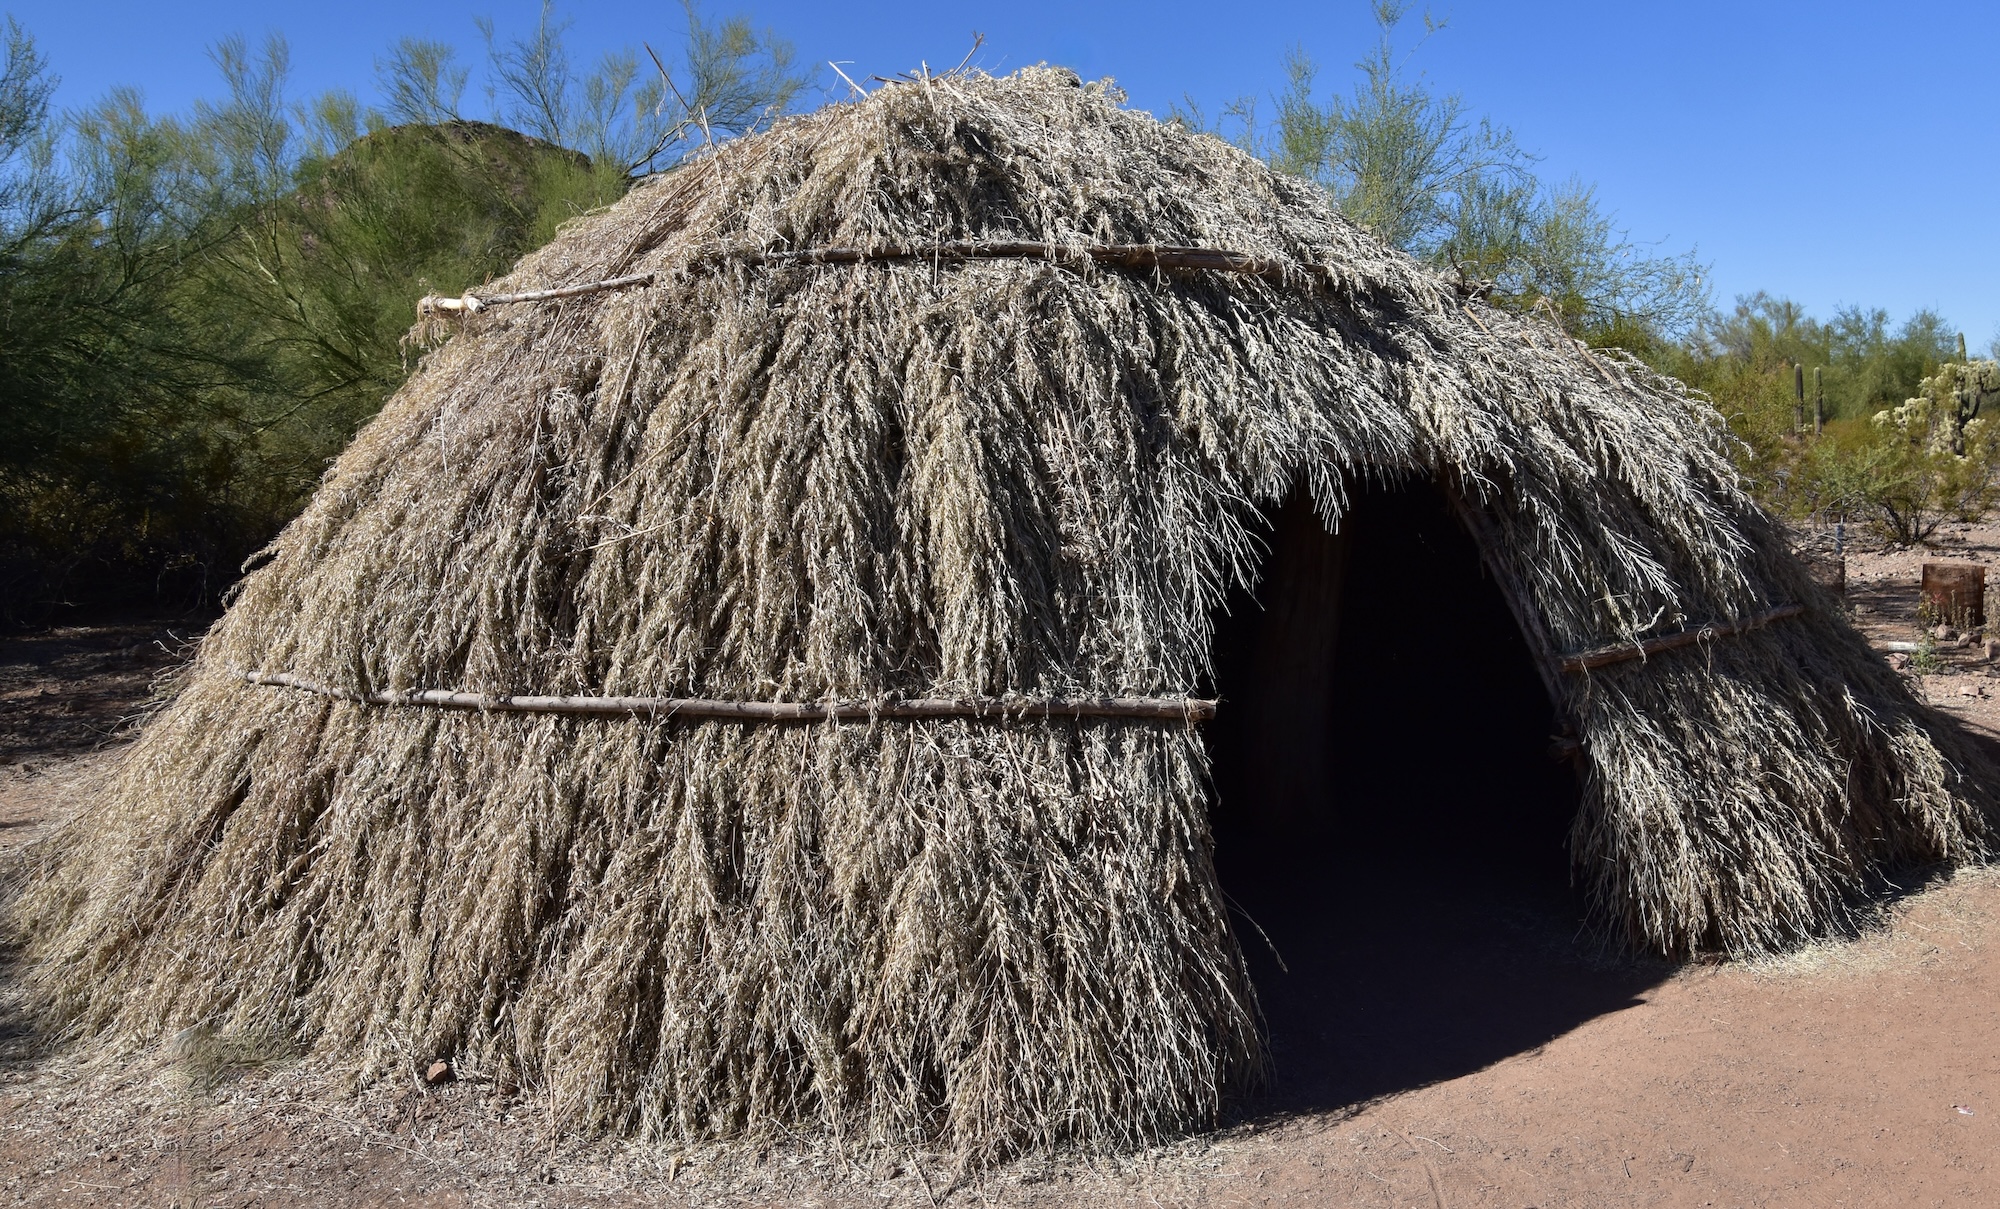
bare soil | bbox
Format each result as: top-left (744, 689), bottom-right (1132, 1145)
top-left (5, 541), bottom-right (2000, 1208)
top-left (0, 617), bottom-right (203, 862)
top-left (1838, 518), bottom-right (2000, 744)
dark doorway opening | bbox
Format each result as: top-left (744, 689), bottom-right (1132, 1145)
top-left (1207, 481), bottom-right (1663, 1115)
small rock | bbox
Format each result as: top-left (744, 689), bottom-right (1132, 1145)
top-left (1984, 639), bottom-right (2000, 662)
top-left (1934, 624), bottom-right (1957, 642)
top-left (1890, 652), bottom-right (1913, 670)
top-left (425, 1059), bottom-right (455, 1086)
top-left (1961, 683), bottom-right (1984, 698)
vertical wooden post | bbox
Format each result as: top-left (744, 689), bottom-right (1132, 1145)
top-left (1813, 366), bottom-right (1824, 434)
top-left (1232, 495), bottom-right (1349, 832)
top-left (1922, 562), bottom-right (1987, 628)
top-left (1794, 363), bottom-right (1806, 433)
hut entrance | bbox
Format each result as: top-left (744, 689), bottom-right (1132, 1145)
top-left (1208, 482), bottom-right (1646, 1111)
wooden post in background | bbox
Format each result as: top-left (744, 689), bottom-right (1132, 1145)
top-left (1230, 495), bottom-right (1349, 833)
top-left (1921, 562), bottom-right (1987, 629)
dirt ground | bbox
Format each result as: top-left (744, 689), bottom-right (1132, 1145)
top-left (6, 533), bottom-right (2000, 1208)
top-left (0, 617), bottom-right (203, 861)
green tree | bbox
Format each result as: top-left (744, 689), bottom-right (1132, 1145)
top-left (0, 4), bottom-right (807, 617)
top-left (480, 0), bottom-right (803, 176)
top-left (1658, 292), bottom-right (1980, 540)
top-left (1, 25), bottom-right (280, 608)
top-left (1184, 2), bottom-right (1709, 342)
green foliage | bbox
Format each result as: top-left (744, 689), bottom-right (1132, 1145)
top-left (1859, 363), bottom-right (2000, 543)
top-left (230, 122), bottom-right (616, 451)
top-left (376, 38), bottom-right (470, 128)
top-left (479, 0), bottom-right (802, 175)
top-left (1, 27), bottom-right (275, 608)
top-left (1673, 292), bottom-right (1997, 544)
top-left (1911, 623), bottom-right (1945, 674)
top-left (1658, 294), bottom-right (1956, 427)
top-left (0, 6), bottom-right (806, 618)
top-left (1180, 2), bottom-right (1708, 342)
top-left (0, 16), bottom-right (58, 223)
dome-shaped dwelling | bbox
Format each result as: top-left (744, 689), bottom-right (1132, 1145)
top-left (11, 69), bottom-right (1995, 1159)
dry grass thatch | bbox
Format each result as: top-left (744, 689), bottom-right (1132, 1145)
top-left (5, 67), bottom-right (1995, 1161)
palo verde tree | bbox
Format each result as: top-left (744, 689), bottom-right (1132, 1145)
top-left (1181, 1), bottom-right (1709, 345)
top-left (0, 3), bottom-right (807, 617)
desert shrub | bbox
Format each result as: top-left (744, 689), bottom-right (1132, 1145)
top-left (1859, 363), bottom-right (2000, 542)
top-left (1738, 361), bottom-right (2000, 545)
top-left (0, 6), bottom-right (803, 620)
top-left (1178, 2), bottom-right (1709, 344)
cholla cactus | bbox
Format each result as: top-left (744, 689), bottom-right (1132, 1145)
top-left (1874, 389), bottom-right (1948, 452)
top-left (1867, 360), bottom-right (2000, 537)
top-left (1936, 359), bottom-right (2000, 446)
top-left (1876, 359), bottom-right (2000, 453)
top-left (1949, 414), bottom-right (2000, 519)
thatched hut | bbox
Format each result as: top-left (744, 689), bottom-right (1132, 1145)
top-left (9, 68), bottom-right (1994, 1159)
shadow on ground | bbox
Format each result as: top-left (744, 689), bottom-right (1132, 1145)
top-left (0, 615), bottom-right (210, 767)
top-left (1220, 854), bottom-right (1666, 1117)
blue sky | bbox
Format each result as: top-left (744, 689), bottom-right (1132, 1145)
top-left (11, 1), bottom-right (1997, 348)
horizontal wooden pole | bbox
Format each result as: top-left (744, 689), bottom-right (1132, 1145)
top-left (418, 272), bottom-right (660, 314)
top-left (1560, 603), bottom-right (1806, 673)
top-left (241, 670), bottom-right (1216, 723)
top-left (414, 241), bottom-right (1331, 316)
